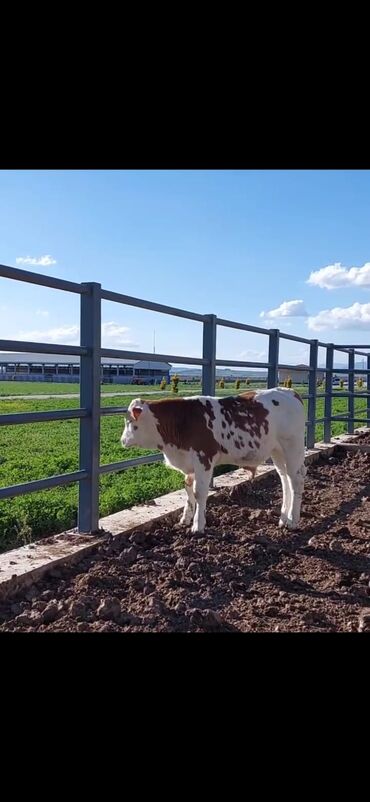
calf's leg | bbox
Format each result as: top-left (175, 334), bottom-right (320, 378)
top-left (284, 441), bottom-right (306, 529)
top-left (192, 467), bottom-right (212, 534)
top-left (271, 447), bottom-right (291, 528)
top-left (180, 473), bottom-right (196, 525)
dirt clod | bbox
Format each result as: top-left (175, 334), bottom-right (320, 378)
top-left (97, 597), bottom-right (121, 622)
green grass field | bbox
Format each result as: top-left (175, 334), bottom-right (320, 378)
top-left (0, 382), bottom-right (368, 551)
top-left (0, 381), bottom-right (170, 396)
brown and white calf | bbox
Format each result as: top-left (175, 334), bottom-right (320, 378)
top-left (121, 388), bottom-right (306, 534)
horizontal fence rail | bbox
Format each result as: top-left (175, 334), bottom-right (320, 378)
top-left (0, 263), bottom-right (88, 294)
top-left (101, 288), bottom-right (206, 322)
top-left (216, 318), bottom-right (271, 335)
top-left (100, 348), bottom-right (207, 365)
top-left (99, 453), bottom-right (164, 475)
top-left (0, 408), bottom-right (88, 426)
top-left (0, 471), bottom-right (89, 501)
top-left (0, 340), bottom-right (88, 356)
top-left (1, 261), bottom-right (370, 533)
top-left (215, 359), bottom-right (271, 369)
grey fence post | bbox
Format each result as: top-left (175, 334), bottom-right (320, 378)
top-left (78, 282), bottom-right (101, 533)
top-left (267, 329), bottom-right (279, 388)
top-left (348, 349), bottom-right (355, 434)
top-left (324, 344), bottom-right (334, 443)
top-left (306, 339), bottom-right (318, 449)
top-left (367, 354), bottom-right (370, 427)
top-left (202, 314), bottom-right (217, 396)
top-left (202, 314), bottom-right (217, 489)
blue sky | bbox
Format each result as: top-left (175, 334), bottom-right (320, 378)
top-left (1, 169), bottom-right (370, 367)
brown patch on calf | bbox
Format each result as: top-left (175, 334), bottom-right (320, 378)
top-left (220, 392), bottom-right (269, 441)
top-left (149, 393), bottom-right (270, 472)
top-left (204, 401), bottom-right (215, 430)
top-left (149, 398), bottom-right (219, 471)
top-left (205, 400), bottom-right (215, 421)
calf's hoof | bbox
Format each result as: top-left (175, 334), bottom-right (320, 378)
top-left (191, 524), bottom-right (205, 535)
top-left (279, 517), bottom-right (299, 530)
top-left (286, 518), bottom-right (299, 530)
top-left (179, 515), bottom-right (193, 525)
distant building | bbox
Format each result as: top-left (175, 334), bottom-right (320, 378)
top-left (278, 364), bottom-right (325, 384)
top-left (0, 354), bottom-right (171, 385)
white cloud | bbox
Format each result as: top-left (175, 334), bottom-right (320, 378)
top-left (101, 322), bottom-right (137, 348)
top-left (15, 325), bottom-right (80, 344)
top-left (282, 347), bottom-right (308, 363)
top-left (16, 255), bottom-right (57, 267)
top-left (260, 300), bottom-right (308, 319)
top-left (7, 321), bottom-right (138, 348)
top-left (308, 302), bottom-right (370, 331)
top-left (36, 309), bottom-right (49, 318)
top-left (307, 262), bottom-right (370, 290)
top-left (239, 349), bottom-right (267, 359)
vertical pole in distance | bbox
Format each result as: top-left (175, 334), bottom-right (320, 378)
top-left (367, 353), bottom-right (370, 428)
top-left (267, 329), bottom-right (279, 388)
top-left (78, 282), bottom-right (101, 534)
top-left (202, 314), bottom-right (217, 396)
top-left (348, 349), bottom-right (355, 434)
top-left (306, 339), bottom-right (318, 449)
top-left (202, 314), bottom-right (217, 489)
top-left (324, 344), bottom-right (334, 443)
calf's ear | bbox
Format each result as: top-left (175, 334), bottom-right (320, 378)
top-left (128, 398), bottom-right (145, 421)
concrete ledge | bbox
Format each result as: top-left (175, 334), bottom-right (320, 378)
top-left (1, 427), bottom-right (369, 600)
top-left (331, 425), bottom-right (370, 444)
top-left (0, 532), bottom-right (109, 600)
top-left (333, 442), bottom-right (370, 454)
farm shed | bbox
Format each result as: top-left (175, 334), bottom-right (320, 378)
top-left (0, 353), bottom-right (171, 385)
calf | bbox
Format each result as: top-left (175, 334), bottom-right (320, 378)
top-left (121, 388), bottom-right (306, 534)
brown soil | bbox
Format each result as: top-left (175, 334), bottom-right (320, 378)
top-left (1, 447), bottom-right (370, 633)
top-left (350, 432), bottom-right (370, 444)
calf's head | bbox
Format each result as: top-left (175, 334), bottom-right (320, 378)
top-left (121, 399), bottom-right (154, 449)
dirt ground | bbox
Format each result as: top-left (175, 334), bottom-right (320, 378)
top-left (350, 432), bottom-right (370, 444)
top-left (1, 446), bottom-right (370, 633)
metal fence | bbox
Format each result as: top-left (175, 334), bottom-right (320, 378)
top-left (1, 262), bottom-right (370, 534)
